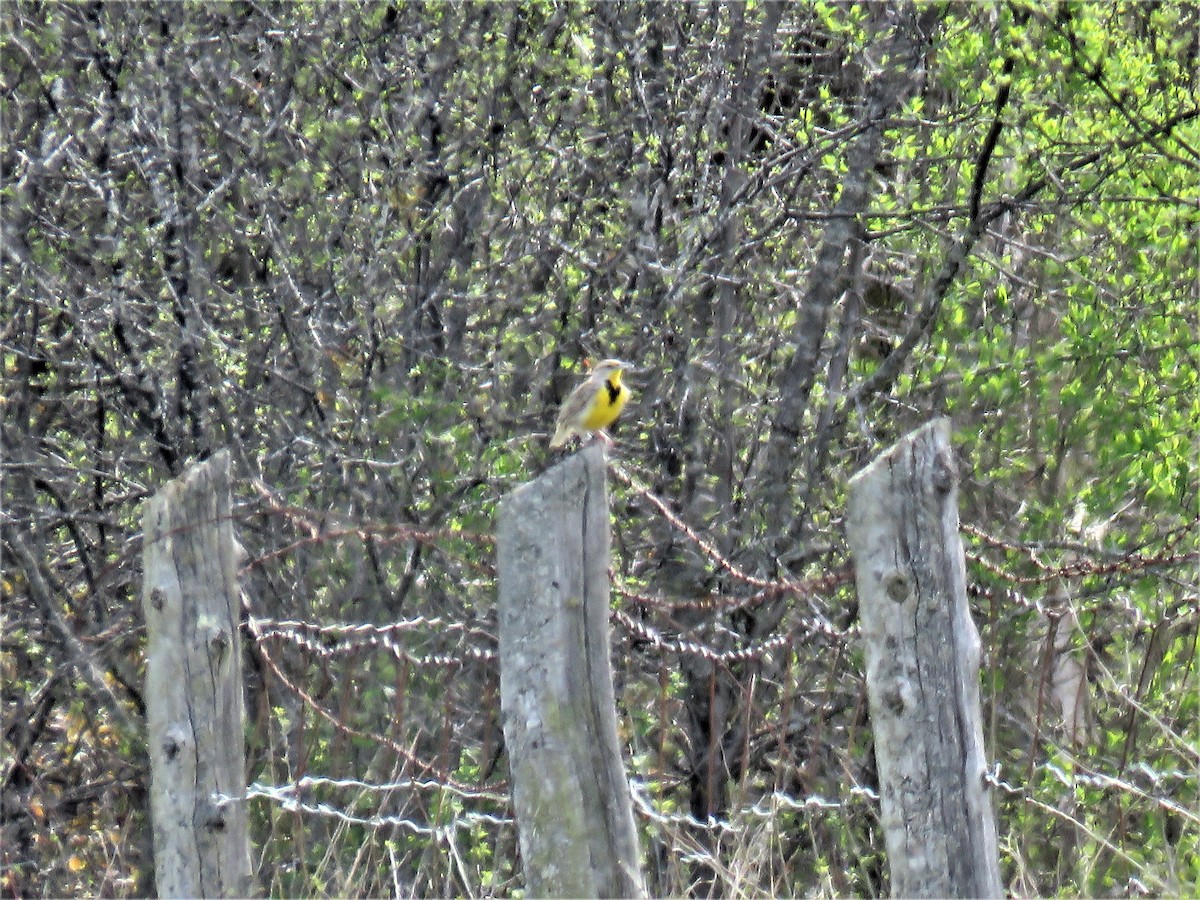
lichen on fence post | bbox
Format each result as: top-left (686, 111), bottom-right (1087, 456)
top-left (142, 450), bottom-right (254, 898)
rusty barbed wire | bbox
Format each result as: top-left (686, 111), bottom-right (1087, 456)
top-left (613, 567), bottom-right (854, 614)
top-left (247, 479), bottom-right (495, 577)
top-left (611, 462), bottom-right (818, 597)
top-left (247, 461), bottom-right (1194, 625)
top-left (963, 519), bottom-right (1198, 586)
top-left (965, 546), bottom-right (1197, 634)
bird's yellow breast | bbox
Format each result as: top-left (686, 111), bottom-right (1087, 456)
top-left (579, 374), bottom-right (629, 431)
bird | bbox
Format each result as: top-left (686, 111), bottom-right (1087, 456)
top-left (549, 359), bottom-right (633, 448)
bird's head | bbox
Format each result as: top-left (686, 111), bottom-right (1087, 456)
top-left (592, 358), bottom-right (633, 381)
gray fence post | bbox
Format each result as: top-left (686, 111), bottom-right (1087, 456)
top-left (846, 419), bottom-right (1002, 898)
top-left (496, 443), bottom-right (646, 899)
top-left (142, 450), bottom-right (254, 898)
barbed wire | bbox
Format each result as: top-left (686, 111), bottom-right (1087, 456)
top-left (216, 774), bottom-right (881, 844)
top-left (245, 460), bottom-right (1192, 629)
top-left (611, 606), bottom-right (847, 664)
top-left (612, 461), bottom-right (1194, 620)
top-left (221, 753), bottom-right (1195, 850)
top-left (611, 462), bottom-right (816, 597)
top-left (216, 773), bottom-right (511, 808)
top-left (251, 615), bottom-right (497, 667)
top-left (963, 519), bottom-right (1198, 585)
top-left (984, 765), bottom-right (1182, 895)
top-left (231, 460), bottom-right (1195, 880)
top-left (252, 615), bottom-right (491, 639)
top-left (215, 783), bottom-right (513, 837)
top-left (250, 480), bottom-right (495, 547)
top-left (965, 558), bottom-right (1197, 635)
top-left (248, 594), bottom-right (847, 671)
top-left (613, 568), bottom-right (854, 613)
top-left (246, 479), bottom-right (495, 577)
top-left (242, 473), bottom-right (1194, 672)
top-left (244, 605), bottom-right (502, 794)
top-left (1034, 763), bottom-right (1200, 822)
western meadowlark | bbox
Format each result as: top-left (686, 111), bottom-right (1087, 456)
top-left (549, 359), bottom-right (632, 448)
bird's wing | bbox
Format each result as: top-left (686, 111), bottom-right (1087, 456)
top-left (551, 374), bottom-right (600, 441)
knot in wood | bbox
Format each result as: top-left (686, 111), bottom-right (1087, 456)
top-left (202, 800), bottom-right (228, 831)
top-left (163, 724), bottom-right (190, 761)
top-left (883, 682), bottom-right (908, 715)
top-left (931, 447), bottom-right (957, 494)
top-left (884, 570), bottom-right (911, 604)
top-left (150, 587), bottom-right (167, 611)
top-left (207, 624), bottom-right (229, 664)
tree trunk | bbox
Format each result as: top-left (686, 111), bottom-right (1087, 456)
top-left (846, 419), bottom-right (1002, 898)
top-left (142, 450), bottom-right (254, 898)
top-left (496, 443), bottom-right (646, 899)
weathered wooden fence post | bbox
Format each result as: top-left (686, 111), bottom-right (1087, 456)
top-left (496, 443), bottom-right (646, 899)
top-left (142, 450), bottom-right (254, 898)
top-left (846, 419), bottom-right (1002, 898)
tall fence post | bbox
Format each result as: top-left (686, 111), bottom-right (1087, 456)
top-left (496, 443), bottom-right (646, 899)
top-left (141, 450), bottom-right (254, 898)
top-left (846, 418), bottom-right (1002, 898)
